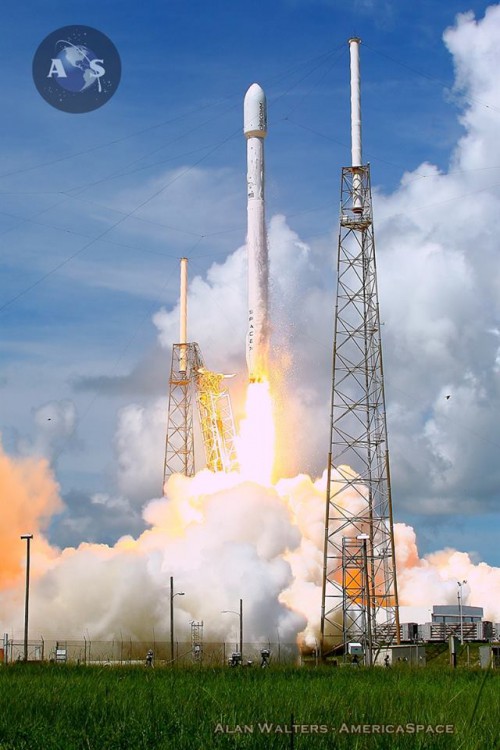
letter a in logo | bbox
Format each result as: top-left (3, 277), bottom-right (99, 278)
top-left (47, 59), bottom-right (67, 78)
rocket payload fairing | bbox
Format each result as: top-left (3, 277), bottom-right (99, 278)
top-left (244, 83), bottom-right (269, 383)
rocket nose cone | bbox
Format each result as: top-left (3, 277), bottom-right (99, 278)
top-left (244, 82), bottom-right (267, 138)
top-left (245, 82), bottom-right (265, 100)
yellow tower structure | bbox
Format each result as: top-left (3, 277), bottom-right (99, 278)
top-left (195, 369), bottom-right (239, 473)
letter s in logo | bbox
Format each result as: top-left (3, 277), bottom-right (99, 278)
top-left (89, 59), bottom-right (105, 91)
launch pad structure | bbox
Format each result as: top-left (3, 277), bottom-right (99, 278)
top-left (320, 39), bottom-right (400, 660)
top-left (163, 259), bottom-right (238, 487)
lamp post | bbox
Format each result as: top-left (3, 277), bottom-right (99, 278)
top-left (357, 534), bottom-right (372, 666)
top-left (457, 580), bottom-right (467, 645)
top-left (20, 534), bottom-right (33, 662)
top-left (222, 599), bottom-right (243, 662)
top-left (170, 576), bottom-right (185, 664)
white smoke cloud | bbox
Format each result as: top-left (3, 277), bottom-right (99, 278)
top-left (2, 468), bottom-right (310, 642)
top-left (396, 522), bottom-right (500, 622)
top-left (2, 448), bottom-right (499, 643)
top-left (114, 400), bottom-right (167, 504)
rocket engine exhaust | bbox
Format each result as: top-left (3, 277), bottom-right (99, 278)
top-left (244, 83), bottom-right (269, 383)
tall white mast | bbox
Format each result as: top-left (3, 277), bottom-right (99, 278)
top-left (179, 257), bottom-right (188, 373)
top-left (349, 38), bottom-right (363, 212)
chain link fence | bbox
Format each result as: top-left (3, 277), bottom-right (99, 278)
top-left (2, 639), bottom-right (300, 667)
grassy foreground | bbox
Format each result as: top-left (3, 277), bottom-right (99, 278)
top-left (0, 664), bottom-right (498, 749)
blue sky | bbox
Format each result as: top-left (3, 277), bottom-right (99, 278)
top-left (2, 0), bottom-right (500, 568)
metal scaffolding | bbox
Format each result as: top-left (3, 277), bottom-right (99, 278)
top-left (163, 342), bottom-right (204, 483)
top-left (320, 164), bottom-right (400, 657)
top-left (163, 345), bottom-right (239, 489)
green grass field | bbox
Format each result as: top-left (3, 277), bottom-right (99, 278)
top-left (0, 663), bottom-right (498, 749)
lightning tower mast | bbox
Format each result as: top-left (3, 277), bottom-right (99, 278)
top-left (163, 259), bottom-right (238, 490)
top-left (163, 258), bottom-right (202, 483)
top-left (320, 39), bottom-right (400, 659)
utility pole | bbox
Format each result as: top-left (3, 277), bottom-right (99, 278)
top-left (170, 576), bottom-right (185, 665)
top-left (457, 580), bottom-right (467, 645)
top-left (239, 598), bottom-right (243, 661)
top-left (20, 534), bottom-right (33, 662)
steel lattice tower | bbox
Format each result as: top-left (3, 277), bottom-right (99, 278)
top-left (320, 39), bottom-right (399, 659)
top-left (163, 259), bottom-right (239, 490)
top-left (163, 341), bottom-right (204, 483)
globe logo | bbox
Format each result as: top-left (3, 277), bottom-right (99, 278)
top-left (33, 26), bottom-right (121, 113)
top-left (53, 41), bottom-right (104, 94)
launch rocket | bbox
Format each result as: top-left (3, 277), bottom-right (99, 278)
top-left (244, 83), bottom-right (269, 383)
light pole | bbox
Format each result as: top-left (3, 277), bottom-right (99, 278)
top-left (357, 534), bottom-right (373, 666)
top-left (222, 598), bottom-right (243, 662)
top-left (170, 576), bottom-right (185, 664)
top-left (457, 580), bottom-right (467, 645)
top-left (20, 534), bottom-right (33, 662)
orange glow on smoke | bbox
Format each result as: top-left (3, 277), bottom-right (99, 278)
top-left (237, 380), bottom-right (275, 484)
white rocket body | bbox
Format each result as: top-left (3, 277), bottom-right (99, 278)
top-left (244, 83), bottom-right (269, 382)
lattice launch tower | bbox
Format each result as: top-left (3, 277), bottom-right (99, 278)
top-left (163, 259), bottom-right (238, 489)
top-left (320, 39), bottom-right (400, 659)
